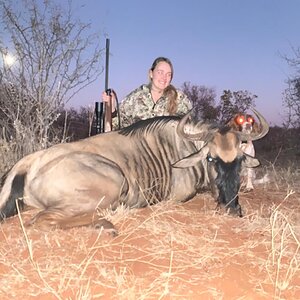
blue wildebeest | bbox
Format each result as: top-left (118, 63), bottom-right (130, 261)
top-left (0, 109), bottom-right (268, 234)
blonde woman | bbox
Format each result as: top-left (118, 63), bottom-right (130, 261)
top-left (102, 56), bottom-right (192, 130)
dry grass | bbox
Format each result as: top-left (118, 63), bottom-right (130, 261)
top-left (0, 165), bottom-right (299, 299)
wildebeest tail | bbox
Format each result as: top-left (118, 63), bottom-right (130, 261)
top-left (0, 151), bottom-right (38, 221)
top-left (0, 174), bottom-right (25, 221)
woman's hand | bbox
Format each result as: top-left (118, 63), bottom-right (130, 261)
top-left (101, 90), bottom-right (117, 112)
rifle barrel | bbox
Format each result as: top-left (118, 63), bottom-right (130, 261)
top-left (104, 38), bottom-right (112, 132)
top-left (105, 38), bottom-right (110, 91)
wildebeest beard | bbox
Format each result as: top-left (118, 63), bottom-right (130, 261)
top-left (214, 156), bottom-right (243, 217)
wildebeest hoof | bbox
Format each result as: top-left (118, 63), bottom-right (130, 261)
top-left (215, 203), bottom-right (243, 218)
top-left (94, 219), bottom-right (118, 237)
top-left (235, 206), bottom-right (243, 218)
top-left (228, 204), bottom-right (243, 217)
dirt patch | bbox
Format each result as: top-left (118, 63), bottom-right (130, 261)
top-left (0, 170), bottom-right (300, 299)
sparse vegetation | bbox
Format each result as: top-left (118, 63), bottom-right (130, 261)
top-left (0, 161), bottom-right (299, 299)
top-left (0, 0), bottom-right (103, 168)
top-left (283, 45), bottom-right (300, 128)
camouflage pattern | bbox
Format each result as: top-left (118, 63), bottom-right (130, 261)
top-left (112, 84), bottom-right (192, 129)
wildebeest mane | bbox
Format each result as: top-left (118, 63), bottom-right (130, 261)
top-left (119, 115), bottom-right (181, 137)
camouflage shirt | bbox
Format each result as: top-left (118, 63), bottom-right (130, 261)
top-left (112, 84), bottom-right (192, 129)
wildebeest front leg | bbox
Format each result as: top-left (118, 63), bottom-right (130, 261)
top-left (244, 168), bottom-right (255, 192)
top-left (25, 209), bottom-right (118, 236)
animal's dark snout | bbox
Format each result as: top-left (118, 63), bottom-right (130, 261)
top-left (229, 204), bottom-right (243, 217)
top-left (216, 203), bottom-right (243, 218)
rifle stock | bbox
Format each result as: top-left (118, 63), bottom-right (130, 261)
top-left (95, 102), bottom-right (104, 134)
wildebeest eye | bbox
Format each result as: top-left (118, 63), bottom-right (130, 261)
top-left (207, 155), bottom-right (214, 162)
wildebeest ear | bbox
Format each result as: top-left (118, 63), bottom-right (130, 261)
top-left (242, 153), bottom-right (260, 168)
top-left (172, 146), bottom-right (209, 168)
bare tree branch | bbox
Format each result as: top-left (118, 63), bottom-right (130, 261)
top-left (0, 0), bottom-right (104, 162)
top-left (283, 46), bottom-right (300, 128)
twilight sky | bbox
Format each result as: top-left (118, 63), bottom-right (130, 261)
top-left (71, 0), bottom-right (300, 126)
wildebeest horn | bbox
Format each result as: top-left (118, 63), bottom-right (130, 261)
top-left (177, 111), bottom-right (211, 141)
top-left (239, 107), bottom-right (269, 141)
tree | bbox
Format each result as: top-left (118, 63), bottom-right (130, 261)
top-left (283, 46), bottom-right (300, 128)
top-left (0, 0), bottom-right (103, 159)
top-left (219, 90), bottom-right (257, 123)
top-left (53, 106), bottom-right (95, 142)
top-left (182, 81), bottom-right (220, 121)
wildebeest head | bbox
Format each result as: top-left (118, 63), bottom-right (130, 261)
top-left (173, 108), bottom-right (269, 216)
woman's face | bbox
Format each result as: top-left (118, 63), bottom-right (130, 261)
top-left (150, 61), bottom-right (172, 92)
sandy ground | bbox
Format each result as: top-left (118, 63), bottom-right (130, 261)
top-left (0, 170), bottom-right (299, 299)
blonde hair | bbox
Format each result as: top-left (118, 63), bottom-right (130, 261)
top-left (150, 57), bottom-right (178, 114)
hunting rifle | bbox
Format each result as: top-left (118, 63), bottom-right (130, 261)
top-left (95, 38), bottom-right (112, 133)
